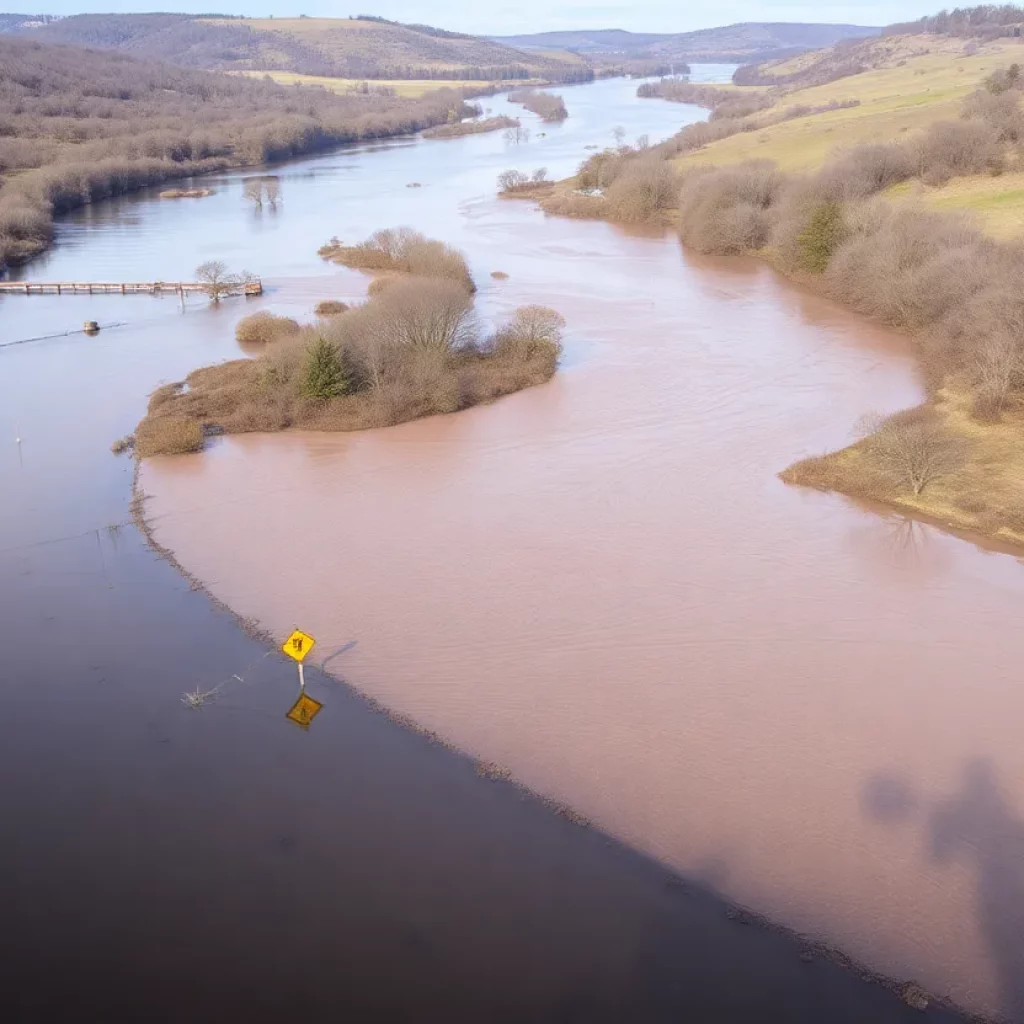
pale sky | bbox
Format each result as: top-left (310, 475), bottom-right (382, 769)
top-left (11, 1), bottom-right (945, 35)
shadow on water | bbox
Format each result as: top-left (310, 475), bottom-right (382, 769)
top-left (0, 524), bottom-right (966, 1024)
top-left (864, 760), bottom-right (1024, 1022)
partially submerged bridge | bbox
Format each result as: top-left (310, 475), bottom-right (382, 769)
top-left (0, 279), bottom-right (262, 297)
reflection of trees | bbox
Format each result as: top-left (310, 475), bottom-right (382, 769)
top-left (882, 514), bottom-right (929, 562)
top-left (242, 176), bottom-right (281, 209)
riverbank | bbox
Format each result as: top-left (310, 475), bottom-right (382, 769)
top-left (0, 35), bottom-right (474, 272)
top-left (513, 36), bottom-right (1024, 551)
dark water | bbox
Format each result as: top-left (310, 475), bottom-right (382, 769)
top-left (0, 75), bottom-right (971, 1022)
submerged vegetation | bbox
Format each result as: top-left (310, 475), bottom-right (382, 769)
top-left (508, 89), bottom-right (569, 122)
top-left (133, 232), bottom-right (564, 456)
top-left (424, 115), bottom-right (519, 139)
top-left (0, 35), bottom-right (475, 271)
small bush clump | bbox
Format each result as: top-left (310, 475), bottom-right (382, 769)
top-left (315, 300), bottom-right (349, 317)
top-left (134, 417), bottom-right (204, 458)
top-left (235, 311), bottom-right (301, 345)
top-left (319, 227), bottom-right (475, 292)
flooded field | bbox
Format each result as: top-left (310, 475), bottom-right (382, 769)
top-left (1, 73), bottom-right (1014, 1021)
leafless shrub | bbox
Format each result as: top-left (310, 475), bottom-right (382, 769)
top-left (235, 311), bottom-right (301, 345)
top-left (489, 305), bottom-right (565, 366)
top-left (969, 332), bottom-right (1024, 418)
top-left (575, 148), bottom-right (629, 189)
top-left (857, 408), bottom-right (970, 496)
top-left (824, 201), bottom-right (985, 331)
top-left (962, 88), bottom-right (1024, 142)
top-left (319, 227), bottom-right (475, 291)
top-left (817, 142), bottom-right (917, 200)
top-left (315, 300), bottom-right (349, 317)
top-left (605, 157), bottom-right (679, 222)
top-left (677, 161), bottom-right (786, 254)
top-left (916, 119), bottom-right (1003, 184)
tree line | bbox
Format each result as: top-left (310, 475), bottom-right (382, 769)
top-left (0, 36), bottom-right (474, 270)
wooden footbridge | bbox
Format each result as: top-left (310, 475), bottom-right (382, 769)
top-left (0, 279), bottom-right (262, 297)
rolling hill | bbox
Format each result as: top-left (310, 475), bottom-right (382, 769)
top-left (1, 14), bottom-right (592, 82)
top-left (495, 23), bottom-right (881, 64)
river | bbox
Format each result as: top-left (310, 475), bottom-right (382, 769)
top-left (0, 73), bottom-right (1014, 1022)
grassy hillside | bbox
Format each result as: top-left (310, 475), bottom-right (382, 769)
top-left (6, 14), bottom-right (590, 82)
top-left (495, 23), bottom-right (880, 63)
top-left (667, 33), bottom-right (1024, 235)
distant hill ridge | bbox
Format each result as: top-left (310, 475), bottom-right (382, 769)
top-left (0, 13), bottom-right (593, 81)
top-left (0, 15), bottom-right (881, 78)
top-left (494, 23), bottom-right (881, 63)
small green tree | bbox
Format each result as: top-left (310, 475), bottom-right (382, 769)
top-left (796, 201), bottom-right (846, 273)
top-left (301, 336), bottom-right (348, 400)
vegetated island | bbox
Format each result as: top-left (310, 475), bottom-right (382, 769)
top-left (0, 35), bottom-right (477, 272)
top-left (423, 115), bottom-right (520, 139)
top-left (508, 88), bottom-right (569, 122)
top-left (506, 10), bottom-right (1024, 547)
top-left (131, 229), bottom-right (565, 458)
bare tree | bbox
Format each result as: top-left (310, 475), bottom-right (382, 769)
top-left (636, 133), bottom-right (650, 150)
top-left (531, 167), bottom-right (549, 184)
top-left (497, 169), bottom-right (529, 193)
top-left (374, 277), bottom-right (477, 354)
top-left (195, 260), bottom-right (237, 302)
top-left (858, 408), bottom-right (970, 496)
top-left (612, 125), bottom-right (627, 148)
top-left (264, 177), bottom-right (280, 207)
top-left (969, 333), bottom-right (1024, 418)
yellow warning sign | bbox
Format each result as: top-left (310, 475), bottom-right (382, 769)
top-left (286, 692), bottom-right (323, 730)
top-left (282, 629), bottom-right (316, 663)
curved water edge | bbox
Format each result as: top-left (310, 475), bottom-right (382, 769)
top-left (4, 74), bottom-right (1021, 1020)
top-left (133, 93), bottom-right (1024, 1022)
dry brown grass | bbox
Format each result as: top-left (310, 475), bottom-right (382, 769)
top-left (234, 311), bottom-right (301, 345)
top-left (782, 392), bottom-right (1024, 543)
top-left (490, 270), bottom-right (509, 279)
top-left (134, 417), bottom-right (205, 458)
top-left (134, 258), bottom-right (564, 456)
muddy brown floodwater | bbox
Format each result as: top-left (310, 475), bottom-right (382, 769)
top-left (143, 166), bottom-right (1024, 1021)
top-left (2, 74), bottom-right (1017, 1022)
